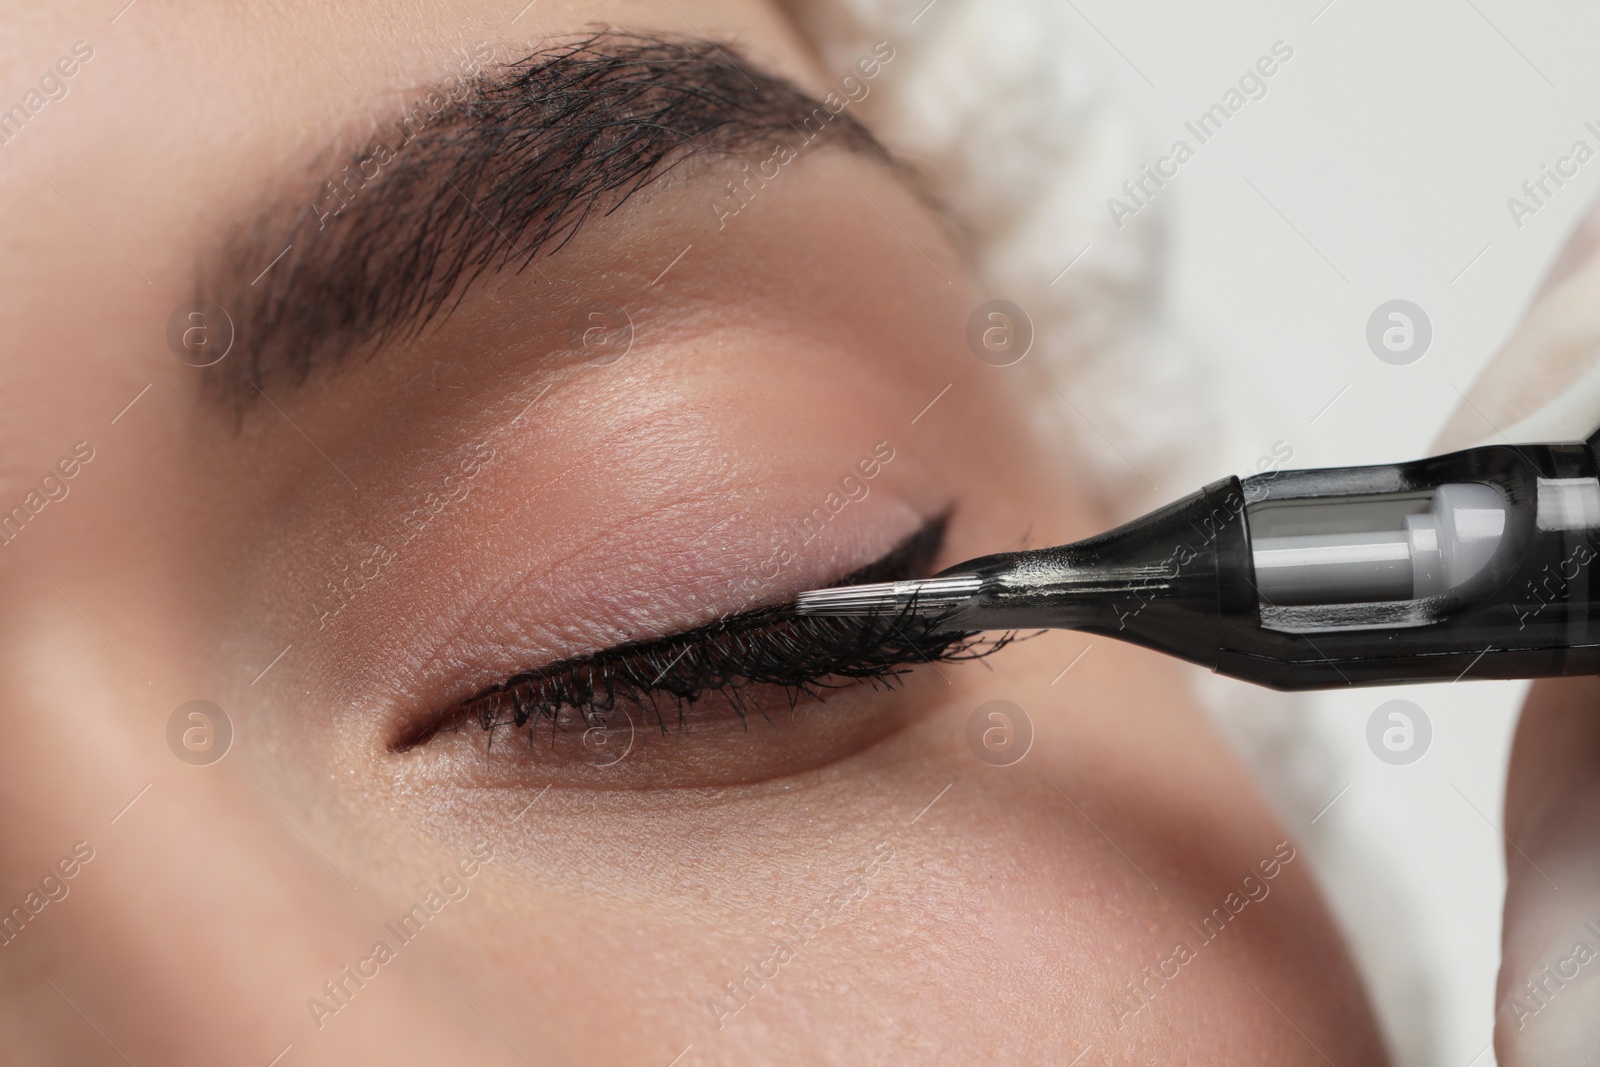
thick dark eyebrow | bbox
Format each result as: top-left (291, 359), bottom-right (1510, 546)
top-left (201, 32), bottom-right (892, 408)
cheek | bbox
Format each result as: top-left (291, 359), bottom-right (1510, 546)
top-left (407, 638), bottom-right (1276, 1058)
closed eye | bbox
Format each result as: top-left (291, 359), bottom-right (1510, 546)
top-left (391, 515), bottom-right (1010, 757)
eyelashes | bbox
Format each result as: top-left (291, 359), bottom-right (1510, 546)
top-left (421, 606), bottom-right (1002, 752)
top-left (392, 517), bottom-right (1011, 753)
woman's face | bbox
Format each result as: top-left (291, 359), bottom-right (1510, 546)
top-left (0, 1), bottom-right (1385, 1063)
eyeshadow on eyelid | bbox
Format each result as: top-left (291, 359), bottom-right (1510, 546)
top-left (392, 514), bottom-right (1014, 754)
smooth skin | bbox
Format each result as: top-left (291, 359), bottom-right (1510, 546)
top-left (0, 2), bottom-right (1389, 1064)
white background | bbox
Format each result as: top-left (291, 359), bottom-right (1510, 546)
top-left (1068, 1), bottom-right (1600, 1063)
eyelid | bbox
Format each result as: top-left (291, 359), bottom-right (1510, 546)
top-left (389, 515), bottom-right (998, 755)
